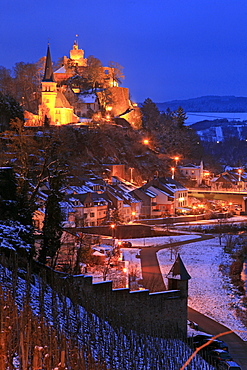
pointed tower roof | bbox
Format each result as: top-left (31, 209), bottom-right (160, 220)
top-left (42, 44), bottom-right (54, 82)
top-left (166, 254), bottom-right (191, 280)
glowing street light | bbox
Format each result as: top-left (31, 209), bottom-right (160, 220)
top-left (238, 168), bottom-right (242, 182)
top-left (171, 167), bottom-right (175, 179)
top-left (110, 224), bottom-right (116, 239)
top-left (130, 167), bottom-right (134, 182)
top-left (174, 156), bottom-right (180, 166)
top-left (143, 139), bottom-right (149, 145)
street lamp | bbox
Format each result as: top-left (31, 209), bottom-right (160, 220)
top-left (130, 167), bottom-right (134, 183)
top-left (110, 224), bottom-right (116, 241)
top-left (174, 156), bottom-right (180, 166)
top-left (238, 168), bottom-right (242, 182)
top-left (171, 167), bottom-right (175, 179)
top-left (143, 139), bottom-right (149, 145)
top-left (131, 211), bottom-right (136, 220)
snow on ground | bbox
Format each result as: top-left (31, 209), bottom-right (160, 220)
top-left (121, 233), bottom-right (247, 340)
top-left (121, 235), bottom-right (201, 283)
top-left (157, 237), bottom-right (247, 341)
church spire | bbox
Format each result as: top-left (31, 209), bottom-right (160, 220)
top-left (42, 44), bottom-right (54, 82)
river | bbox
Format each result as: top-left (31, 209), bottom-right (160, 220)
top-left (186, 112), bottom-right (247, 125)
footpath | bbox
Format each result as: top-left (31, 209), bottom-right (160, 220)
top-left (139, 235), bottom-right (247, 369)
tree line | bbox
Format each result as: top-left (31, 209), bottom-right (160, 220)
top-left (140, 97), bottom-right (203, 160)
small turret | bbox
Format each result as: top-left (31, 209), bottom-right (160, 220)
top-left (166, 254), bottom-right (191, 298)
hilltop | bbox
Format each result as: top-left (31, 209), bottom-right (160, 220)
top-left (156, 95), bottom-right (247, 113)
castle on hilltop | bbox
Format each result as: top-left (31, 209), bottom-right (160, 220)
top-left (25, 40), bottom-right (141, 128)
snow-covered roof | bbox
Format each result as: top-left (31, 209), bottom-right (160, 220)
top-left (179, 163), bottom-right (201, 169)
top-left (78, 94), bottom-right (97, 104)
top-left (54, 66), bottom-right (67, 74)
top-left (60, 201), bottom-right (75, 214)
top-left (147, 185), bottom-right (174, 199)
top-left (64, 185), bottom-right (93, 195)
top-left (143, 189), bottom-right (157, 198)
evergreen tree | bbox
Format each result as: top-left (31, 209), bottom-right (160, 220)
top-left (0, 167), bottom-right (18, 221)
top-left (39, 169), bottom-right (64, 267)
top-left (140, 98), bottom-right (160, 131)
top-left (0, 93), bottom-right (24, 132)
top-left (173, 106), bottom-right (187, 128)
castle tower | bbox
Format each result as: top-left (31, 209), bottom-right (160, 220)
top-left (69, 38), bottom-right (87, 67)
top-left (166, 254), bottom-right (191, 298)
top-left (41, 44), bottom-right (57, 123)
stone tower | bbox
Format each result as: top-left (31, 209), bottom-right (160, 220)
top-left (69, 39), bottom-right (87, 67)
top-left (40, 44), bottom-right (58, 123)
top-left (39, 44), bottom-right (79, 125)
top-left (166, 254), bottom-right (191, 298)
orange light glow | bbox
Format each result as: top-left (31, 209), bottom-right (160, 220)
top-left (110, 224), bottom-right (115, 229)
top-left (123, 267), bottom-right (127, 273)
top-left (143, 139), bottom-right (149, 145)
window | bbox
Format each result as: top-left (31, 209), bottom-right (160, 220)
top-left (90, 212), bottom-right (95, 217)
top-left (33, 220), bottom-right (40, 229)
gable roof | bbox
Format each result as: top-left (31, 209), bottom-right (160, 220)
top-left (54, 66), bottom-right (67, 74)
top-left (55, 91), bottom-right (72, 109)
top-left (143, 176), bottom-right (187, 196)
top-left (179, 163), bottom-right (201, 169)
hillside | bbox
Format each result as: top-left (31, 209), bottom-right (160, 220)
top-left (156, 95), bottom-right (247, 113)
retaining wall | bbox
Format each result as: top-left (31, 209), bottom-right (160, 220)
top-left (35, 263), bottom-right (188, 338)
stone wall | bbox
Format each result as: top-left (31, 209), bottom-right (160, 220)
top-left (0, 249), bottom-right (188, 339)
top-left (35, 263), bottom-right (188, 338)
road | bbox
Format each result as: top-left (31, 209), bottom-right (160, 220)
top-left (188, 307), bottom-right (247, 370)
top-left (140, 235), bottom-right (213, 292)
top-left (139, 235), bottom-right (247, 369)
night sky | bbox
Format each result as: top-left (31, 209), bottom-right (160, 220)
top-left (1, 0), bottom-right (247, 103)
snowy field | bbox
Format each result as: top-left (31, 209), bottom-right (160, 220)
top-left (122, 234), bottom-right (247, 341)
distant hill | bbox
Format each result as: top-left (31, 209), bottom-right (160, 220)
top-left (156, 96), bottom-right (247, 113)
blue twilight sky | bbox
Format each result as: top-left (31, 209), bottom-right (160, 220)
top-left (1, 0), bottom-right (247, 103)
